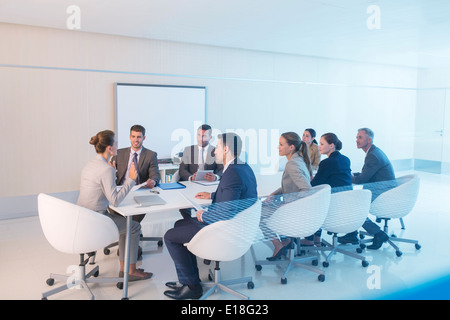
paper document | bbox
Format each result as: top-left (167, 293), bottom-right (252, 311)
top-left (177, 191), bottom-right (204, 211)
top-left (194, 170), bottom-right (214, 181)
top-left (130, 182), bottom-right (148, 193)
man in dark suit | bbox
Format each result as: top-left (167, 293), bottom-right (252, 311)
top-left (339, 128), bottom-right (396, 249)
top-left (113, 124), bottom-right (160, 223)
top-left (178, 124), bottom-right (223, 218)
top-left (163, 132), bottom-right (258, 300)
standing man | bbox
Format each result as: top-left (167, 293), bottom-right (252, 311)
top-left (113, 124), bottom-right (160, 223)
top-left (178, 124), bottom-right (223, 219)
top-left (163, 132), bottom-right (258, 300)
top-left (338, 128), bottom-right (396, 250)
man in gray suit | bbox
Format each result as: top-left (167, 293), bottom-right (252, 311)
top-left (113, 124), bottom-right (160, 223)
top-left (339, 128), bottom-right (396, 249)
top-left (178, 124), bottom-right (223, 218)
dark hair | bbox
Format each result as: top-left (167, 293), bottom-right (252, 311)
top-left (217, 132), bottom-right (242, 157)
top-left (130, 124), bottom-right (146, 136)
top-left (281, 132), bottom-right (312, 177)
top-left (305, 128), bottom-right (318, 145)
top-left (321, 132), bottom-right (342, 151)
top-left (89, 130), bottom-right (115, 153)
top-left (198, 124), bottom-right (212, 132)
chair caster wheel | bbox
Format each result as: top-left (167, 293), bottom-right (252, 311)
top-left (356, 248), bottom-right (363, 253)
top-left (312, 259), bottom-right (318, 266)
top-left (247, 281), bottom-right (254, 289)
top-left (157, 240), bottom-right (164, 247)
top-left (362, 260), bottom-right (369, 267)
top-left (255, 265), bottom-right (262, 271)
top-left (281, 278), bottom-right (287, 284)
top-left (318, 274), bottom-right (325, 282)
top-left (103, 248), bottom-right (110, 255)
top-left (46, 278), bottom-right (54, 286)
top-left (93, 270), bottom-right (99, 277)
top-left (396, 250), bottom-right (403, 257)
top-left (415, 243), bottom-right (421, 250)
top-left (322, 261), bottom-right (329, 268)
top-left (117, 282), bottom-right (123, 290)
top-left (203, 259), bottom-right (211, 265)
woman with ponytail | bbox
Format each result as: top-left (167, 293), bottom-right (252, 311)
top-left (261, 132), bottom-right (312, 260)
top-left (302, 128), bottom-right (321, 173)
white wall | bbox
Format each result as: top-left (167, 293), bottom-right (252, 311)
top-left (0, 22), bottom-right (418, 216)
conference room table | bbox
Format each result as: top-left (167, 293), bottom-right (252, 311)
top-left (108, 172), bottom-right (281, 299)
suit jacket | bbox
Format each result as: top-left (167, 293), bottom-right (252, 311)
top-left (77, 155), bottom-right (135, 214)
top-left (273, 152), bottom-right (311, 197)
top-left (113, 147), bottom-right (160, 186)
top-left (178, 144), bottom-right (223, 181)
top-left (352, 145), bottom-right (395, 184)
top-left (202, 159), bottom-right (257, 224)
top-left (311, 151), bottom-right (352, 189)
top-left (352, 145), bottom-right (397, 200)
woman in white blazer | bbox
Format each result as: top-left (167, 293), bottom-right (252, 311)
top-left (77, 130), bottom-right (152, 281)
top-left (261, 132), bottom-right (312, 261)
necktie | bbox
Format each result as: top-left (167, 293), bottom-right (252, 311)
top-left (198, 148), bottom-right (205, 170)
top-left (133, 152), bottom-right (140, 183)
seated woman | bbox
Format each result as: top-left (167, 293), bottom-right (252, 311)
top-left (304, 132), bottom-right (352, 245)
top-left (302, 128), bottom-right (321, 174)
top-left (77, 130), bottom-right (152, 281)
top-left (260, 132), bottom-right (312, 261)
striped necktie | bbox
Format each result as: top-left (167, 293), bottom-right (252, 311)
top-left (133, 152), bottom-right (140, 183)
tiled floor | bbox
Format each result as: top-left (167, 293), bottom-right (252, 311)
top-left (1, 170), bottom-right (449, 300)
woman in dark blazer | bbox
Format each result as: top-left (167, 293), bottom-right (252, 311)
top-left (305, 133), bottom-right (352, 245)
top-left (311, 133), bottom-right (352, 190)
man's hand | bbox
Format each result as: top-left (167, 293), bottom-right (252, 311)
top-left (204, 172), bottom-right (217, 182)
top-left (146, 179), bottom-right (156, 188)
top-left (195, 192), bottom-right (211, 199)
top-left (196, 210), bottom-right (205, 222)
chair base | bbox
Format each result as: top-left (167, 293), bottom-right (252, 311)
top-left (360, 218), bottom-right (421, 257)
top-left (42, 253), bottom-right (123, 300)
top-left (311, 234), bottom-right (369, 268)
top-left (201, 262), bottom-right (254, 300)
top-left (252, 240), bottom-right (325, 284)
top-left (103, 236), bottom-right (164, 255)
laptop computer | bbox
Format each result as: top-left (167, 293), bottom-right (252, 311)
top-left (133, 195), bottom-right (167, 207)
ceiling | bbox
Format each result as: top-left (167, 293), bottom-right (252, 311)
top-left (1, 0), bottom-right (450, 68)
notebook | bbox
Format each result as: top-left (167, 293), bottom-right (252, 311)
top-left (158, 182), bottom-right (186, 190)
top-left (133, 195), bottom-right (167, 207)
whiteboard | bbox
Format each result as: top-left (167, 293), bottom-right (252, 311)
top-left (115, 83), bottom-right (206, 160)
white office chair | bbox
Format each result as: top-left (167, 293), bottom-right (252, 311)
top-left (313, 189), bottom-right (372, 268)
top-left (38, 193), bottom-right (123, 300)
top-left (254, 185), bottom-right (331, 284)
top-left (360, 174), bottom-right (421, 256)
top-left (184, 199), bottom-right (262, 300)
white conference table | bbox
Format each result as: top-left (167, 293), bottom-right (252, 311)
top-left (109, 173), bottom-right (281, 299)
